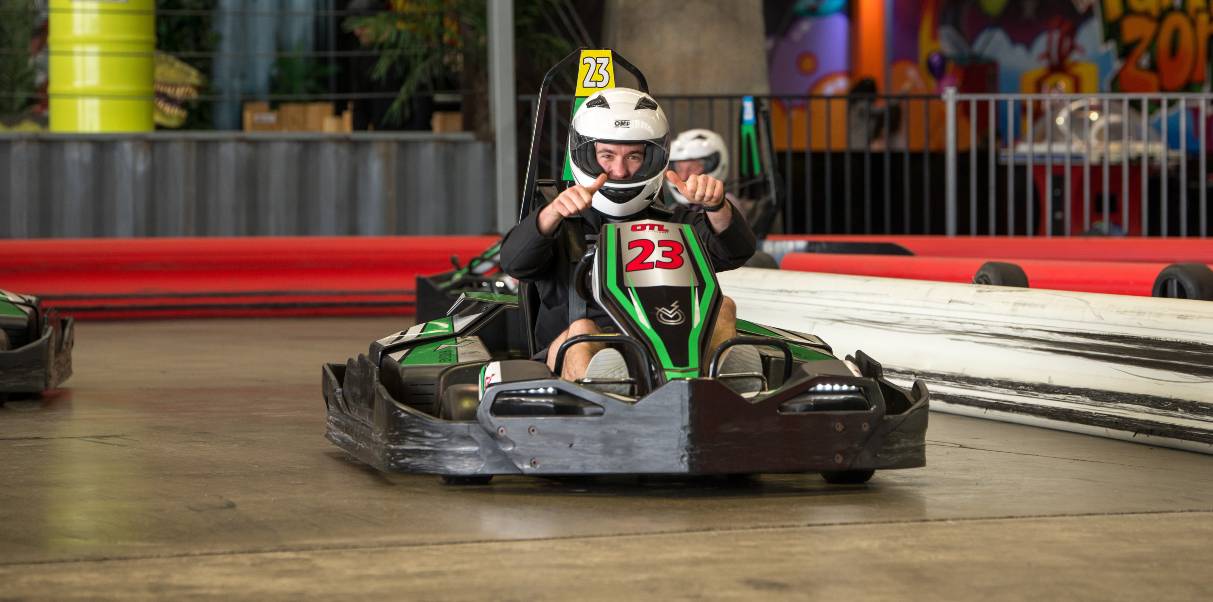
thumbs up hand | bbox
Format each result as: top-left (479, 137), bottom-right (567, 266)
top-left (538, 173), bottom-right (609, 235)
top-left (665, 170), bottom-right (725, 210)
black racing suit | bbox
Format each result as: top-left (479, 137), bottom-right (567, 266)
top-left (500, 201), bottom-right (757, 355)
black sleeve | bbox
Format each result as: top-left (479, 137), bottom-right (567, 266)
top-left (688, 201), bottom-right (757, 271)
top-left (499, 208), bottom-right (558, 280)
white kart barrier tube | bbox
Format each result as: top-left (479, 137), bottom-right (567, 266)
top-left (720, 268), bottom-right (1213, 455)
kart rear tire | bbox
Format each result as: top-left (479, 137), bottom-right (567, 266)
top-left (440, 475), bottom-right (493, 485)
top-left (1152, 263), bottom-right (1213, 300)
top-left (0, 328), bottom-right (7, 351)
top-left (820, 469), bottom-right (875, 484)
top-left (973, 261), bottom-right (1029, 288)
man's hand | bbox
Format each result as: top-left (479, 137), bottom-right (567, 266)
top-left (537, 173), bottom-right (608, 236)
top-left (665, 170), bottom-right (732, 232)
top-left (665, 170), bottom-right (725, 209)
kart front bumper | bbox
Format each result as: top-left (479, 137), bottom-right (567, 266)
top-left (323, 354), bottom-right (928, 477)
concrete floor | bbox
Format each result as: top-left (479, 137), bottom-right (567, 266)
top-left (1, 318), bottom-right (1211, 600)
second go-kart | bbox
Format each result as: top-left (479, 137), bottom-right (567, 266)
top-left (321, 48), bottom-right (928, 484)
top-left (1, 289), bottom-right (73, 397)
top-left (414, 241), bottom-right (529, 356)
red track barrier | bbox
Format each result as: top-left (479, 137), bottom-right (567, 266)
top-left (767, 235), bottom-right (1213, 264)
top-left (779, 253), bottom-right (1197, 297)
top-left (0, 236), bottom-right (498, 319)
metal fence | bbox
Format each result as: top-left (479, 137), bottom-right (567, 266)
top-left (523, 91), bottom-right (1212, 238)
top-left (521, 92), bottom-right (956, 235)
top-left (0, 132), bottom-right (495, 237)
top-left (945, 90), bottom-right (1211, 238)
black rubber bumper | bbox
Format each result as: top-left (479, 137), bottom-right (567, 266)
top-left (0, 316), bottom-right (74, 393)
top-left (323, 354), bottom-right (928, 477)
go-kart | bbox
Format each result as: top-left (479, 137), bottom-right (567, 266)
top-left (0, 290), bottom-right (73, 396)
top-left (321, 48), bottom-right (928, 484)
top-left (323, 215), bottom-right (928, 483)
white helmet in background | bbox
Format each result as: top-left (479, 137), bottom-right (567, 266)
top-left (567, 88), bottom-right (670, 218)
top-left (665, 128), bottom-right (729, 206)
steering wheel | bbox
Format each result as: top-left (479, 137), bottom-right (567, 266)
top-left (573, 247), bottom-right (596, 305)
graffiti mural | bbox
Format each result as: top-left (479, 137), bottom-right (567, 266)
top-left (768, 0), bottom-right (851, 98)
top-left (766, 0), bottom-right (852, 150)
top-left (764, 1), bottom-right (1213, 149)
top-left (891, 0), bottom-right (1213, 94)
top-left (1102, 0), bottom-right (1213, 92)
top-left (884, 0), bottom-right (1213, 148)
top-left (891, 0), bottom-right (1112, 96)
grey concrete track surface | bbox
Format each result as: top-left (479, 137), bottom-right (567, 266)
top-left (1, 318), bottom-right (1211, 600)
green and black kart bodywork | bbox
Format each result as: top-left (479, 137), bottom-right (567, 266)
top-left (415, 242), bottom-right (529, 356)
top-left (0, 290), bottom-right (73, 395)
top-left (323, 49), bottom-right (928, 484)
top-left (323, 218), bottom-right (929, 482)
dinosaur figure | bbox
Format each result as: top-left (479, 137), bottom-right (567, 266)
top-left (154, 51), bottom-right (204, 128)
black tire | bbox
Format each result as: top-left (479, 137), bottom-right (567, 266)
top-left (440, 475), bottom-right (493, 485)
top-left (744, 251), bottom-right (779, 270)
top-left (973, 261), bottom-right (1029, 287)
top-left (820, 469), bottom-right (875, 484)
top-left (1152, 263), bottom-right (1213, 300)
top-left (0, 329), bottom-right (8, 351)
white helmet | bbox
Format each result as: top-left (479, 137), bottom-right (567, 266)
top-left (665, 129), bottom-right (729, 206)
top-left (567, 88), bottom-right (670, 218)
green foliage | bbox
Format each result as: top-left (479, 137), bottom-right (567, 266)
top-left (345, 0), bottom-right (571, 124)
top-left (155, 0), bottom-right (218, 129)
top-left (0, 0), bottom-right (36, 117)
top-left (271, 49), bottom-right (337, 98)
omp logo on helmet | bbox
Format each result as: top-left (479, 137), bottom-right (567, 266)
top-left (655, 300), bottom-right (685, 326)
top-left (614, 119), bottom-right (631, 128)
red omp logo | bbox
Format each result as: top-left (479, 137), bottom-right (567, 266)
top-left (630, 223), bottom-right (668, 232)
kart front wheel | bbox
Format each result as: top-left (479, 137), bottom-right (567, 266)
top-left (820, 469), bottom-right (874, 485)
top-left (440, 475), bottom-right (493, 486)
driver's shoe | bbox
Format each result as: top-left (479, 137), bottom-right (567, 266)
top-left (582, 348), bottom-right (633, 396)
top-left (718, 345), bottom-right (765, 395)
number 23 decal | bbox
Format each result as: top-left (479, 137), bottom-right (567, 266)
top-left (626, 239), bottom-right (685, 271)
top-left (581, 56), bottom-right (611, 88)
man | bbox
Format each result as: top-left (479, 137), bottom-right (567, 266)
top-left (500, 88), bottom-right (756, 381)
top-left (666, 128), bottom-right (730, 207)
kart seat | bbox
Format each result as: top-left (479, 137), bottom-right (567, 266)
top-left (378, 337), bottom-right (492, 416)
top-left (380, 362), bottom-right (448, 415)
top-left (487, 359), bottom-right (553, 384)
top-left (0, 306), bottom-right (32, 351)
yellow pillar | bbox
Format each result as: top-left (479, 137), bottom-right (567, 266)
top-left (48, 0), bottom-right (155, 132)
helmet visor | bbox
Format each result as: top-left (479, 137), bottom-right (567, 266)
top-left (669, 152), bottom-right (721, 178)
top-left (569, 132), bottom-right (670, 185)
